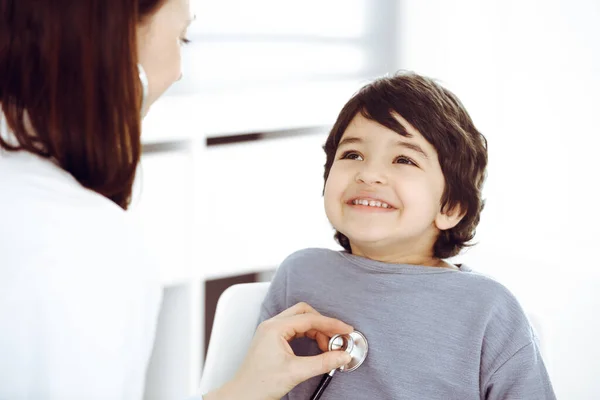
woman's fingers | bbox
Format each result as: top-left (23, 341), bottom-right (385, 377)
top-left (315, 331), bottom-right (330, 352)
top-left (272, 302), bottom-right (318, 319)
top-left (271, 302), bottom-right (353, 339)
top-left (291, 351), bottom-right (352, 384)
top-left (275, 313), bottom-right (353, 342)
top-left (222, 303), bottom-right (354, 400)
top-left (303, 329), bottom-right (332, 353)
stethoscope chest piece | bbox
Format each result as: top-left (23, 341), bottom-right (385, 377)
top-left (328, 330), bottom-right (368, 372)
top-left (309, 330), bottom-right (369, 400)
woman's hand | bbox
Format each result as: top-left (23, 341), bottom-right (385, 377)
top-left (205, 302), bottom-right (353, 400)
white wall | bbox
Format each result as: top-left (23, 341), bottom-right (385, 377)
top-left (397, 0), bottom-right (600, 398)
top-left (199, 131), bottom-right (339, 280)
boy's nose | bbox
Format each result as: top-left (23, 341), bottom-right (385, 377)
top-left (355, 166), bottom-right (387, 185)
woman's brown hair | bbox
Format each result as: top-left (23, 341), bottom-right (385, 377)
top-left (0, 0), bottom-right (166, 209)
top-left (323, 72), bottom-right (488, 258)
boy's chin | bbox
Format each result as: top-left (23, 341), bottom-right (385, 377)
top-left (346, 235), bottom-right (397, 252)
top-left (343, 227), bottom-right (401, 245)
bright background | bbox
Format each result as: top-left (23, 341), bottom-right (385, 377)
top-left (133, 1), bottom-right (600, 398)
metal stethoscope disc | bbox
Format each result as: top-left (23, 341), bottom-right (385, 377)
top-left (328, 330), bottom-right (368, 372)
top-left (309, 330), bottom-right (369, 400)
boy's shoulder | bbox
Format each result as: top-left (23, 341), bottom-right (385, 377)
top-left (458, 266), bottom-right (520, 302)
top-left (458, 267), bottom-right (535, 337)
top-left (278, 247), bottom-right (341, 271)
top-left (453, 266), bottom-right (525, 311)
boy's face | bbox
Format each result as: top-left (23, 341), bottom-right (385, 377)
top-left (324, 113), bottom-right (462, 262)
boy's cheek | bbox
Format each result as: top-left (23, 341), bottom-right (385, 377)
top-left (324, 176), bottom-right (348, 200)
top-left (398, 183), bottom-right (437, 210)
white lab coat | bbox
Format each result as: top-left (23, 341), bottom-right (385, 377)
top-left (0, 123), bottom-right (163, 399)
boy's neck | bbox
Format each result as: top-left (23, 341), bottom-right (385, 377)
top-left (350, 244), bottom-right (448, 268)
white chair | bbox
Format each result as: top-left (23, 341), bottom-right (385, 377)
top-left (199, 282), bottom-right (271, 394)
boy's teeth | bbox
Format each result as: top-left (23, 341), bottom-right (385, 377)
top-left (352, 199), bottom-right (391, 208)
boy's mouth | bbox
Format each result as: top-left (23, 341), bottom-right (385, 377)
top-left (346, 197), bottom-right (396, 210)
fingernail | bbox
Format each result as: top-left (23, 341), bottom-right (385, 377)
top-left (340, 352), bottom-right (352, 365)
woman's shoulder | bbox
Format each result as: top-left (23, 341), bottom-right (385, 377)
top-left (0, 150), bottom-right (151, 279)
top-left (1, 149), bottom-right (120, 209)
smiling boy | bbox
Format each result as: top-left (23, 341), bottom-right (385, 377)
top-left (259, 72), bottom-right (556, 399)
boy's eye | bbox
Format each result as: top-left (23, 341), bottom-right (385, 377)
top-left (395, 155), bottom-right (417, 166)
top-left (179, 37), bottom-right (191, 45)
top-left (340, 151), bottom-right (363, 161)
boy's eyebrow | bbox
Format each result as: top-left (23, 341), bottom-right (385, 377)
top-left (339, 136), bottom-right (429, 159)
top-left (396, 141), bottom-right (429, 159)
top-left (338, 136), bottom-right (363, 147)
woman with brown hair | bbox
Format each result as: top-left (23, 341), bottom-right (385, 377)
top-left (0, 0), bottom-right (352, 399)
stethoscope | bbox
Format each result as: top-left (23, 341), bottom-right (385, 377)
top-left (309, 330), bottom-right (369, 400)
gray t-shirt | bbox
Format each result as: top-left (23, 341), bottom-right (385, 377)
top-left (259, 248), bottom-right (556, 400)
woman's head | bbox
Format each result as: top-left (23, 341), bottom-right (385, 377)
top-left (138, 0), bottom-right (193, 111)
top-left (0, 0), bottom-right (192, 209)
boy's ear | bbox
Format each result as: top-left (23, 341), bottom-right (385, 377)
top-left (435, 203), bottom-right (465, 231)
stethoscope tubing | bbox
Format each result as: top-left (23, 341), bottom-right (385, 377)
top-left (309, 369), bottom-right (336, 400)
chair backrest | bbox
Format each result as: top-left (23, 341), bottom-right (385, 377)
top-left (199, 282), bottom-right (271, 394)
